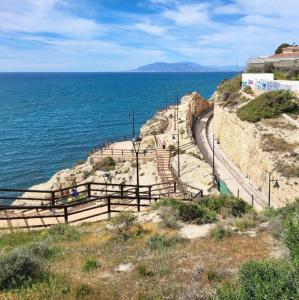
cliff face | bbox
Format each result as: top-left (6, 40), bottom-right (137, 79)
top-left (213, 92), bottom-right (299, 207)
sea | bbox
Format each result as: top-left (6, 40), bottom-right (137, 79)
top-left (0, 72), bottom-right (236, 190)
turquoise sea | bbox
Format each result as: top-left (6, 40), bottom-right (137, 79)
top-left (0, 72), bottom-right (235, 190)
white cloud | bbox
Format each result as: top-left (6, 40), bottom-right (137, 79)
top-left (134, 22), bottom-right (166, 35)
top-left (163, 3), bottom-right (210, 26)
top-left (0, 0), bottom-right (101, 38)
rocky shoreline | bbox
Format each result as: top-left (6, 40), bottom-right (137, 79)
top-left (18, 92), bottom-right (217, 205)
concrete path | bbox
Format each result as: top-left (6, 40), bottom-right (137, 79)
top-left (194, 110), bottom-right (268, 210)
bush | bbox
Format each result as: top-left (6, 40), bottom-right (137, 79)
top-left (76, 283), bottom-right (93, 297)
top-left (239, 260), bottom-right (298, 299)
top-left (47, 224), bottom-right (81, 242)
top-left (136, 264), bottom-right (154, 277)
top-left (264, 62), bottom-right (275, 73)
top-left (218, 75), bottom-right (241, 95)
top-left (209, 225), bottom-right (231, 241)
top-left (0, 246), bottom-right (44, 290)
top-left (147, 233), bottom-right (184, 250)
top-left (158, 206), bottom-right (179, 229)
top-left (235, 217), bottom-right (257, 232)
top-left (284, 217), bottom-right (299, 263)
top-left (242, 85), bottom-right (254, 95)
top-left (83, 258), bottom-right (99, 272)
top-left (286, 66), bottom-right (299, 79)
top-left (154, 199), bottom-right (216, 224)
top-left (200, 196), bottom-right (251, 217)
top-left (109, 211), bottom-right (138, 240)
top-left (237, 90), bottom-right (298, 123)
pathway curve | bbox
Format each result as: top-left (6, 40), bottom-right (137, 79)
top-left (194, 110), bottom-right (268, 210)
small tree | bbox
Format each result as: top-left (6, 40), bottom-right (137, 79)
top-left (109, 211), bottom-right (138, 240)
top-left (275, 43), bottom-right (291, 54)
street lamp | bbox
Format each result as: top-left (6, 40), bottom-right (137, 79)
top-left (172, 130), bottom-right (180, 178)
top-left (268, 172), bottom-right (280, 207)
top-left (212, 135), bottom-right (220, 176)
top-left (132, 136), bottom-right (142, 211)
top-left (129, 111), bottom-right (135, 138)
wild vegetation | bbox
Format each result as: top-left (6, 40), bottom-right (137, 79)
top-left (215, 199), bottom-right (299, 299)
top-left (0, 197), bottom-right (298, 299)
top-left (237, 90), bottom-right (298, 122)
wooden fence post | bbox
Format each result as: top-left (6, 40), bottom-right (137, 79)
top-left (64, 207), bottom-right (68, 223)
top-left (51, 191), bottom-right (55, 213)
top-left (148, 186), bottom-right (152, 204)
top-left (174, 181), bottom-right (177, 194)
top-left (136, 187), bottom-right (140, 212)
top-left (120, 184), bottom-right (124, 197)
top-left (87, 183), bottom-right (91, 198)
top-left (107, 196), bottom-right (111, 219)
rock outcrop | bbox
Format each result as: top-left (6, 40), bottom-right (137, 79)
top-left (213, 92), bottom-right (299, 207)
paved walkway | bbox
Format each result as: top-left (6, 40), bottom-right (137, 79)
top-left (194, 110), bottom-right (268, 210)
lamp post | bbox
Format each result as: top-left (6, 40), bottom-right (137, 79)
top-left (172, 130), bottom-right (180, 178)
top-left (268, 172), bottom-right (280, 207)
top-left (212, 135), bottom-right (220, 176)
top-left (129, 111), bottom-right (135, 138)
top-left (132, 136), bottom-right (142, 211)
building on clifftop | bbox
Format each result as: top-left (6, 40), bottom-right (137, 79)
top-left (248, 45), bottom-right (299, 72)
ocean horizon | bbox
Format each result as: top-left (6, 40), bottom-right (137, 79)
top-left (0, 72), bottom-right (236, 190)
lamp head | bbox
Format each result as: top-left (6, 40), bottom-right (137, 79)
top-left (274, 180), bottom-right (280, 189)
top-left (132, 136), bottom-right (142, 144)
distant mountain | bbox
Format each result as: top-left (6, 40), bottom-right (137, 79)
top-left (132, 62), bottom-right (243, 72)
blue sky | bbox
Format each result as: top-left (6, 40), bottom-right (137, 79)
top-left (0, 0), bottom-right (298, 71)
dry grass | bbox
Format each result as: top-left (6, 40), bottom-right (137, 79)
top-left (0, 217), bottom-right (277, 300)
top-left (261, 134), bottom-right (297, 153)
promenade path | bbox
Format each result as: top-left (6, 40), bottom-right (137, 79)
top-left (194, 110), bottom-right (268, 210)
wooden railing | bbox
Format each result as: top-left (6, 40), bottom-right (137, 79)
top-left (0, 181), bottom-right (177, 229)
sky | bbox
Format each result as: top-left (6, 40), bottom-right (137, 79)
top-left (0, 0), bottom-right (298, 71)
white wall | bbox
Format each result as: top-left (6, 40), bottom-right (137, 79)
top-left (242, 73), bottom-right (299, 93)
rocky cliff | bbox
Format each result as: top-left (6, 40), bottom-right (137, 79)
top-left (213, 92), bottom-right (299, 208)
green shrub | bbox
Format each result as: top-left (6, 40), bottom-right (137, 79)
top-left (76, 283), bottom-right (93, 297)
top-left (109, 211), bottom-right (138, 240)
top-left (284, 217), bottom-right (299, 263)
top-left (214, 283), bottom-right (239, 300)
top-left (154, 199), bottom-right (216, 224)
top-left (239, 260), bottom-right (298, 299)
top-left (147, 233), bottom-right (184, 250)
top-left (158, 206), bottom-right (179, 229)
top-left (0, 231), bottom-right (41, 249)
top-left (136, 264), bottom-right (154, 277)
top-left (209, 225), bottom-right (231, 241)
top-left (218, 75), bottom-right (241, 95)
top-left (200, 196), bottom-right (251, 217)
top-left (47, 224), bottom-right (81, 242)
top-left (0, 247), bottom-right (44, 290)
top-left (264, 62), bottom-right (275, 73)
top-left (277, 163), bottom-right (299, 177)
top-left (235, 218), bottom-right (257, 232)
top-left (237, 90), bottom-right (298, 123)
top-left (83, 258), bottom-right (99, 272)
top-left (287, 66), bottom-right (299, 80)
top-left (207, 269), bottom-right (223, 282)
top-left (242, 85), bottom-right (254, 95)
top-left (177, 202), bottom-right (216, 224)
